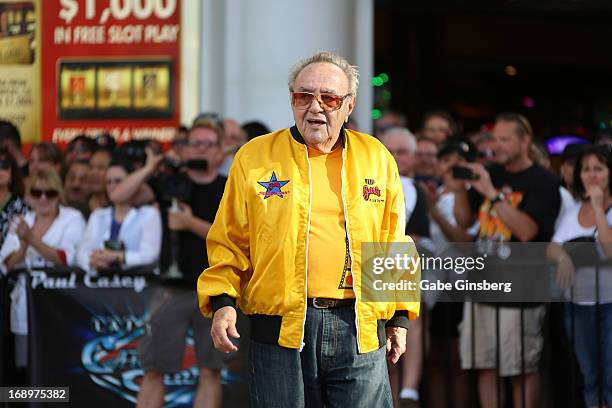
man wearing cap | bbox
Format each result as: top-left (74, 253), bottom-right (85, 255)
top-left (198, 51), bottom-right (420, 407)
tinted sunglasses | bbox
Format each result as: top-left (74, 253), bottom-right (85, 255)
top-left (0, 159), bottom-right (10, 170)
top-left (30, 188), bottom-right (59, 199)
top-left (291, 91), bottom-right (351, 112)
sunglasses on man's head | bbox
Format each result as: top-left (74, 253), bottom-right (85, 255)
top-left (0, 159), bottom-right (11, 170)
top-left (30, 188), bottom-right (59, 199)
top-left (291, 91), bottom-right (351, 112)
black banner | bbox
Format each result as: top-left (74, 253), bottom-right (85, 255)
top-left (25, 267), bottom-right (248, 407)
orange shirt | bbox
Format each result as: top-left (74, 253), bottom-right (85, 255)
top-left (306, 146), bottom-right (354, 299)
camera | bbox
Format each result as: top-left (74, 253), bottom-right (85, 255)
top-left (452, 165), bottom-right (479, 180)
top-left (104, 239), bottom-right (125, 251)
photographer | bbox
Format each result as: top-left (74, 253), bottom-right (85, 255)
top-left (109, 122), bottom-right (227, 408)
top-left (453, 113), bottom-right (561, 408)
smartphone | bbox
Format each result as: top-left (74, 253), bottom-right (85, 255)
top-left (452, 165), bottom-right (479, 180)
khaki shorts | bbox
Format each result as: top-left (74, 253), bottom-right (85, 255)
top-left (139, 286), bottom-right (225, 373)
top-left (459, 302), bottom-right (545, 377)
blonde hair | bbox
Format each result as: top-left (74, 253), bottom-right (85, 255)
top-left (190, 119), bottom-right (224, 146)
top-left (27, 169), bottom-right (65, 205)
top-left (288, 51), bottom-right (359, 96)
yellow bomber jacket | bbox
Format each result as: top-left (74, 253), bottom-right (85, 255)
top-left (198, 126), bottom-right (420, 353)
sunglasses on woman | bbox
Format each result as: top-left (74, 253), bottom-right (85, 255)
top-left (30, 188), bottom-right (59, 199)
top-left (291, 91), bottom-right (351, 112)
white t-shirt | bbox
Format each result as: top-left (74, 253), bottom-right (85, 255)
top-left (555, 186), bottom-right (578, 231)
top-left (0, 206), bottom-right (86, 335)
top-left (552, 202), bottom-right (612, 304)
top-left (76, 205), bottom-right (162, 274)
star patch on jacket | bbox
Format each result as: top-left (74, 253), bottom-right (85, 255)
top-left (258, 171), bottom-right (290, 199)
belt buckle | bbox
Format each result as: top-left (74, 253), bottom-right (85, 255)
top-left (312, 298), bottom-right (335, 309)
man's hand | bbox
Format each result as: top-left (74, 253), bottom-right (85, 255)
top-left (211, 305), bottom-right (240, 353)
top-left (168, 202), bottom-right (193, 231)
top-left (386, 326), bottom-right (407, 364)
top-left (464, 163), bottom-right (497, 200)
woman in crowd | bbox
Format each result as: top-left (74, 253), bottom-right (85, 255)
top-left (0, 148), bottom-right (27, 249)
top-left (0, 169), bottom-right (85, 370)
top-left (28, 142), bottom-right (63, 176)
top-left (548, 145), bottom-right (612, 408)
top-left (77, 159), bottom-right (161, 274)
top-left (427, 141), bottom-right (475, 249)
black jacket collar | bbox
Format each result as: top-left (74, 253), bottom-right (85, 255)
top-left (289, 125), bottom-right (347, 148)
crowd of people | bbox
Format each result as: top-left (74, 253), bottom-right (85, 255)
top-left (0, 116), bottom-right (269, 407)
top-left (376, 110), bottom-right (612, 408)
top-left (0, 79), bottom-right (611, 408)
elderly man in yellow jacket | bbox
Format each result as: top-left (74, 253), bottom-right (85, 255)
top-left (198, 51), bottom-right (420, 408)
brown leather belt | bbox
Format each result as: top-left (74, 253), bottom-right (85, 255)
top-left (307, 297), bottom-right (356, 309)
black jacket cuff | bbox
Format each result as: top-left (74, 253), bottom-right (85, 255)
top-left (211, 294), bottom-right (236, 314)
top-left (385, 310), bottom-right (409, 330)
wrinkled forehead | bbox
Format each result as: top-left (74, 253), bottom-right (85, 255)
top-left (294, 62), bottom-right (349, 95)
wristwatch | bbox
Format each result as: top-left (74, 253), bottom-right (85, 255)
top-left (490, 192), bottom-right (505, 206)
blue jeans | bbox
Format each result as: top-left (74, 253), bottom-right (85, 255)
top-left (248, 305), bottom-right (392, 408)
top-left (564, 303), bottom-right (612, 406)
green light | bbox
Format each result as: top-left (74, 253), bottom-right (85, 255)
top-left (372, 76), bottom-right (384, 87)
top-left (372, 109), bottom-right (382, 120)
top-left (379, 73), bottom-right (389, 83)
top-left (382, 90), bottom-right (391, 101)
top-left (600, 121), bottom-right (607, 129)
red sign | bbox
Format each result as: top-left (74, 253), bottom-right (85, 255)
top-left (41, 0), bottom-right (181, 144)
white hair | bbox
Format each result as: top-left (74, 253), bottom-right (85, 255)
top-left (379, 127), bottom-right (417, 154)
top-left (288, 51), bottom-right (359, 96)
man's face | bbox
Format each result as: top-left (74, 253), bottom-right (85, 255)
top-left (185, 127), bottom-right (223, 169)
top-left (89, 151), bottom-right (111, 193)
top-left (415, 140), bottom-right (439, 177)
top-left (291, 62), bottom-right (355, 149)
top-left (492, 121), bottom-right (526, 166)
top-left (223, 119), bottom-right (247, 151)
top-left (382, 134), bottom-right (414, 177)
top-left (64, 162), bottom-right (90, 204)
top-left (66, 141), bottom-right (93, 164)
